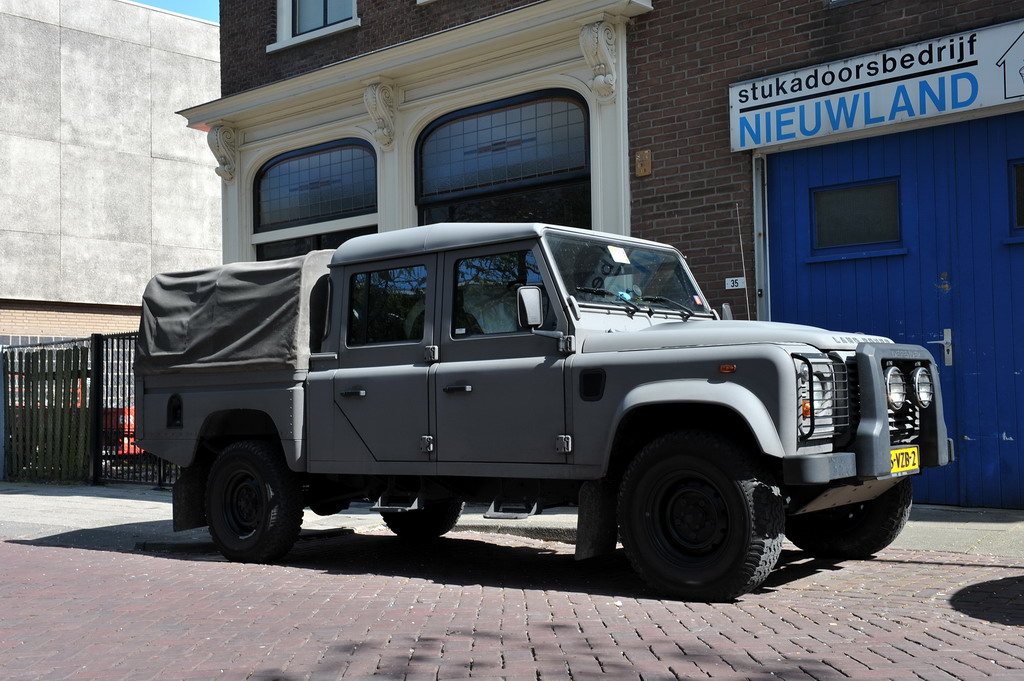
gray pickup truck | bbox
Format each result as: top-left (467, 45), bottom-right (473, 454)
top-left (135, 222), bottom-right (951, 600)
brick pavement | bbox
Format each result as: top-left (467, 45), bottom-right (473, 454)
top-left (1, 529), bottom-right (1023, 681)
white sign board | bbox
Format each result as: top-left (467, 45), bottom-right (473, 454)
top-left (725, 277), bottom-right (746, 290)
top-left (729, 19), bottom-right (1024, 151)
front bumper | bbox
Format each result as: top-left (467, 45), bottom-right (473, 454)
top-left (783, 342), bottom-right (952, 485)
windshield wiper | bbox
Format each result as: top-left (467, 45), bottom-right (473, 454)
top-left (575, 286), bottom-right (645, 317)
top-left (638, 295), bottom-right (694, 320)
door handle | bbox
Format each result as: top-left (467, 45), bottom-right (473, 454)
top-left (443, 385), bottom-right (473, 393)
top-left (340, 389), bottom-right (367, 398)
top-left (926, 328), bottom-right (953, 367)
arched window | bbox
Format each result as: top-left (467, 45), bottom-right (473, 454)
top-left (416, 91), bottom-right (591, 228)
top-left (253, 138), bottom-right (377, 260)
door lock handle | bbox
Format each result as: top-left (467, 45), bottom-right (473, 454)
top-left (443, 385), bottom-right (473, 393)
top-left (927, 328), bottom-right (953, 367)
top-left (340, 389), bottom-right (367, 398)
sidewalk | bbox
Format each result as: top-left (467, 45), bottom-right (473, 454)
top-left (1, 480), bottom-right (1023, 558)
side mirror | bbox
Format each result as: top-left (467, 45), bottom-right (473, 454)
top-left (517, 286), bottom-right (545, 329)
top-left (720, 302), bottom-right (734, 320)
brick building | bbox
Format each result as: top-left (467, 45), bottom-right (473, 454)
top-left (185, 0), bottom-right (1024, 508)
top-left (0, 0), bottom-right (221, 346)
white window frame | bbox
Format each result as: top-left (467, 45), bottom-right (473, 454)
top-left (268, 0), bottom-right (361, 54)
top-left (250, 213), bottom-right (379, 251)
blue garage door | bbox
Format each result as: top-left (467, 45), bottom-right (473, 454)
top-left (768, 112), bottom-right (1024, 509)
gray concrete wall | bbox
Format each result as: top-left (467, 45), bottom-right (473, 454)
top-left (0, 0), bottom-right (221, 308)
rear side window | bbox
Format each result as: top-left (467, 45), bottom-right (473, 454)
top-left (347, 266), bottom-right (428, 346)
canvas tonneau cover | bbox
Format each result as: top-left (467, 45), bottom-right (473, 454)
top-left (136, 250), bottom-right (332, 375)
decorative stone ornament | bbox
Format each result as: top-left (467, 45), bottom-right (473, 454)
top-left (363, 80), bottom-right (396, 149)
top-left (580, 21), bottom-right (617, 104)
top-left (208, 124), bottom-right (237, 182)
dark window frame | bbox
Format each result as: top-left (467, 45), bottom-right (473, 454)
top-left (347, 265), bottom-right (429, 347)
top-left (415, 90), bottom-right (591, 226)
top-left (293, 0), bottom-right (354, 36)
top-left (811, 178), bottom-right (902, 254)
top-left (254, 138), bottom-right (377, 234)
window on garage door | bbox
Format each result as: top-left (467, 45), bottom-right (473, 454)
top-left (812, 179), bottom-right (900, 251)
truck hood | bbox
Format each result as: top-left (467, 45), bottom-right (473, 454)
top-left (578, 319), bottom-right (893, 354)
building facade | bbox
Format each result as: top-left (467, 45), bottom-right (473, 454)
top-left (186, 0), bottom-right (1024, 508)
top-left (0, 0), bottom-right (222, 345)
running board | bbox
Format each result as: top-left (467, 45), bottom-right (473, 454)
top-left (484, 497), bottom-right (541, 520)
top-left (371, 493), bottom-right (423, 513)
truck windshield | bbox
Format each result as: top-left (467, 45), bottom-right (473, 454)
top-left (545, 234), bottom-right (709, 317)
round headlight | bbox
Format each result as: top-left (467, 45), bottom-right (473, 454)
top-left (796, 362), bottom-right (811, 388)
top-left (885, 366), bottom-right (906, 410)
top-left (911, 366), bottom-right (934, 408)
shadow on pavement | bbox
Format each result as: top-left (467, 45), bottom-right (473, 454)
top-left (8, 524), bottom-right (650, 598)
top-left (21, 522), bottom-right (1012, 607)
top-left (284, 531), bottom-right (648, 599)
top-left (949, 575), bottom-right (1024, 626)
top-left (8, 522), bottom-right (894, 601)
top-left (757, 548), bottom-right (846, 591)
top-left (6, 520), bottom-right (195, 553)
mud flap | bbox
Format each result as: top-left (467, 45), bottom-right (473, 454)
top-left (575, 478), bottom-right (618, 560)
top-left (172, 464), bottom-right (210, 531)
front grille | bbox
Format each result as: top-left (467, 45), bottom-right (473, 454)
top-left (889, 404), bottom-right (921, 444)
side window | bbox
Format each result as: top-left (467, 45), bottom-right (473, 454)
top-left (295, 0), bottom-right (355, 35)
top-left (452, 250), bottom-right (551, 337)
top-left (347, 266), bottom-right (428, 346)
top-left (268, 0), bottom-right (361, 54)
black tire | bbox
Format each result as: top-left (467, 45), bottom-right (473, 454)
top-left (206, 440), bottom-right (304, 563)
top-left (785, 477), bottom-right (913, 559)
top-left (617, 430), bottom-right (784, 601)
top-left (381, 501), bottom-right (464, 540)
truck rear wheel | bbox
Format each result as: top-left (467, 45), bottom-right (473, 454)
top-left (381, 501), bottom-right (464, 541)
top-left (785, 477), bottom-right (913, 558)
top-left (618, 430), bottom-right (784, 601)
top-left (206, 440), bottom-right (303, 563)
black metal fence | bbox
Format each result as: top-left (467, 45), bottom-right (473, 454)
top-left (2, 332), bottom-right (178, 487)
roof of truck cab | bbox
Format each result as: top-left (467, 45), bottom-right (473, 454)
top-left (328, 222), bottom-right (670, 266)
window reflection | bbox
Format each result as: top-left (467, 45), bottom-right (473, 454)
top-left (348, 266), bottom-right (428, 346)
top-left (256, 139), bottom-right (376, 233)
top-left (417, 92), bottom-right (591, 229)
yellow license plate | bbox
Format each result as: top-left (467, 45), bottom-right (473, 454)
top-left (890, 446), bottom-right (920, 474)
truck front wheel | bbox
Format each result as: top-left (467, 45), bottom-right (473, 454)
top-left (785, 477), bottom-right (913, 558)
top-left (618, 430), bottom-right (784, 601)
top-left (206, 440), bottom-right (304, 563)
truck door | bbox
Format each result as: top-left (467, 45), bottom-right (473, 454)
top-left (433, 243), bottom-right (568, 465)
top-left (330, 255), bottom-right (436, 465)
